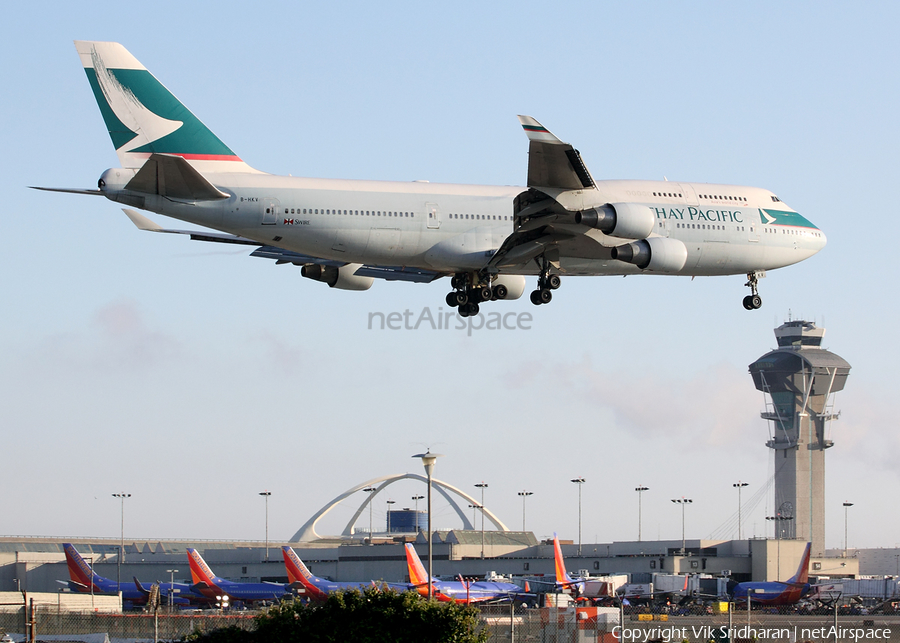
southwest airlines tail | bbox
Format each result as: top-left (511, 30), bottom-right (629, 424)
top-left (281, 546), bottom-right (328, 600)
top-left (552, 534), bottom-right (573, 585)
top-left (74, 41), bottom-right (254, 172)
top-left (186, 548), bottom-right (221, 588)
top-left (63, 543), bottom-right (104, 593)
top-left (404, 543), bottom-right (431, 593)
top-left (788, 542), bottom-right (812, 585)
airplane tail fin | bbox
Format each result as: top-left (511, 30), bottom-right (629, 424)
top-left (281, 546), bottom-right (314, 584)
top-left (404, 543), bottom-right (430, 588)
top-left (788, 543), bottom-right (812, 585)
top-left (186, 548), bottom-right (218, 586)
top-left (74, 41), bottom-right (256, 173)
top-left (281, 547), bottom-right (328, 600)
top-left (553, 534), bottom-right (572, 585)
top-left (63, 543), bottom-right (101, 592)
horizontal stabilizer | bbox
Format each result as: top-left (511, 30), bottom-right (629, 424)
top-left (29, 187), bottom-right (104, 196)
top-left (125, 153), bottom-right (229, 201)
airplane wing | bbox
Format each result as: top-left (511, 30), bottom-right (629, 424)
top-left (482, 116), bottom-right (616, 272)
top-left (121, 209), bottom-right (443, 283)
top-left (518, 115), bottom-right (595, 191)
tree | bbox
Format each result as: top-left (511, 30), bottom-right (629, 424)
top-left (181, 588), bottom-right (489, 643)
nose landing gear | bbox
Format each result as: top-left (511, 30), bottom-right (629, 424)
top-left (742, 270), bottom-right (764, 310)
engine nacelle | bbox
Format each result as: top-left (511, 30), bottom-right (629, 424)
top-left (575, 202), bottom-right (655, 240)
top-left (610, 237), bottom-right (687, 273)
top-left (491, 275), bottom-right (526, 300)
top-left (301, 263), bottom-right (374, 291)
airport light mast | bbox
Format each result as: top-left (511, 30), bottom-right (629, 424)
top-left (112, 493), bottom-right (131, 589)
top-left (571, 478), bottom-right (585, 556)
top-left (475, 482), bottom-right (488, 559)
top-left (671, 497), bottom-right (692, 555)
top-left (635, 486), bottom-right (649, 542)
top-left (259, 491), bottom-right (271, 561)
top-left (518, 491), bottom-right (533, 531)
top-left (413, 450), bottom-right (442, 600)
top-left (733, 482), bottom-right (748, 540)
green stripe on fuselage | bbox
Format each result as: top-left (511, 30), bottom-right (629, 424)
top-left (760, 209), bottom-right (818, 229)
top-left (84, 68), bottom-right (235, 157)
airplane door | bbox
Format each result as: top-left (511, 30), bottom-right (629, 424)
top-left (747, 208), bottom-right (760, 243)
top-left (425, 202), bottom-right (441, 229)
top-left (679, 183), bottom-right (699, 206)
top-left (261, 198), bottom-right (280, 225)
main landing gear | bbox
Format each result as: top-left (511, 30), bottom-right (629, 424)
top-left (445, 273), bottom-right (511, 317)
top-left (742, 271), bottom-right (763, 310)
top-left (529, 256), bottom-right (560, 306)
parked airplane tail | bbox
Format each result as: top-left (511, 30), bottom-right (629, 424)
top-left (552, 534), bottom-right (572, 584)
top-left (186, 548), bottom-right (219, 587)
top-left (404, 543), bottom-right (431, 589)
top-left (788, 543), bottom-right (812, 585)
top-left (74, 41), bottom-right (255, 172)
top-left (63, 543), bottom-right (103, 592)
top-left (281, 547), bottom-right (329, 600)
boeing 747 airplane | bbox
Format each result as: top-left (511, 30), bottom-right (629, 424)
top-left (36, 41), bottom-right (826, 314)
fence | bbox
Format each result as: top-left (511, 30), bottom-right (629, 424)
top-left (1, 603), bottom-right (899, 642)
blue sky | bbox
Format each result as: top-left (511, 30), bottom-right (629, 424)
top-left (2, 1), bottom-right (898, 551)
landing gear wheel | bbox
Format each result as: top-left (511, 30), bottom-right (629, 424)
top-left (475, 286), bottom-right (493, 302)
top-left (493, 284), bottom-right (508, 300)
top-left (548, 275), bottom-right (561, 290)
top-left (750, 294), bottom-right (762, 309)
top-left (539, 288), bottom-right (552, 304)
top-left (530, 290), bottom-right (543, 306)
top-left (451, 274), bottom-right (466, 289)
top-left (453, 291), bottom-right (468, 307)
top-left (742, 296), bottom-right (754, 310)
top-left (466, 302), bottom-right (480, 316)
top-left (446, 292), bottom-right (460, 307)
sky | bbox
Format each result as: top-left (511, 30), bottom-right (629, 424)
top-left (2, 1), bottom-right (898, 551)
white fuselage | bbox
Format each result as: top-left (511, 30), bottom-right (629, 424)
top-left (102, 169), bottom-right (825, 277)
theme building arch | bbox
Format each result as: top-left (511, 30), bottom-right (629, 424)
top-left (290, 473), bottom-right (509, 542)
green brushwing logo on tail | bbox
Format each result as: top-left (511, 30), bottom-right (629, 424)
top-left (84, 51), bottom-right (239, 162)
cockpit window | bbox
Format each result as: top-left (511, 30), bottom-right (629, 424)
top-left (771, 195), bottom-right (781, 202)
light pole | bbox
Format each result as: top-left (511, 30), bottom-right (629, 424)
top-left (166, 569), bottom-right (178, 613)
top-left (733, 482), bottom-right (748, 540)
top-left (413, 450), bottom-right (443, 600)
top-left (363, 487), bottom-right (376, 544)
top-left (412, 495), bottom-right (424, 534)
top-left (259, 491), bottom-right (271, 561)
top-left (112, 493), bottom-right (131, 589)
top-left (475, 482), bottom-right (488, 559)
top-left (766, 514), bottom-right (793, 579)
top-left (571, 478), bottom-right (585, 556)
top-left (518, 491), bottom-right (533, 531)
top-left (635, 486), bottom-right (649, 542)
top-left (386, 499), bottom-right (396, 534)
top-left (843, 502), bottom-right (854, 556)
top-left (671, 497), bottom-right (692, 554)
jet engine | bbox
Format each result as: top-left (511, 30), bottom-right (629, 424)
top-left (300, 263), bottom-right (374, 291)
top-left (575, 202), bottom-right (655, 240)
top-left (610, 237), bottom-right (687, 273)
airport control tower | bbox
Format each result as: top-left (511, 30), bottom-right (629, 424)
top-left (749, 320), bottom-right (851, 557)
